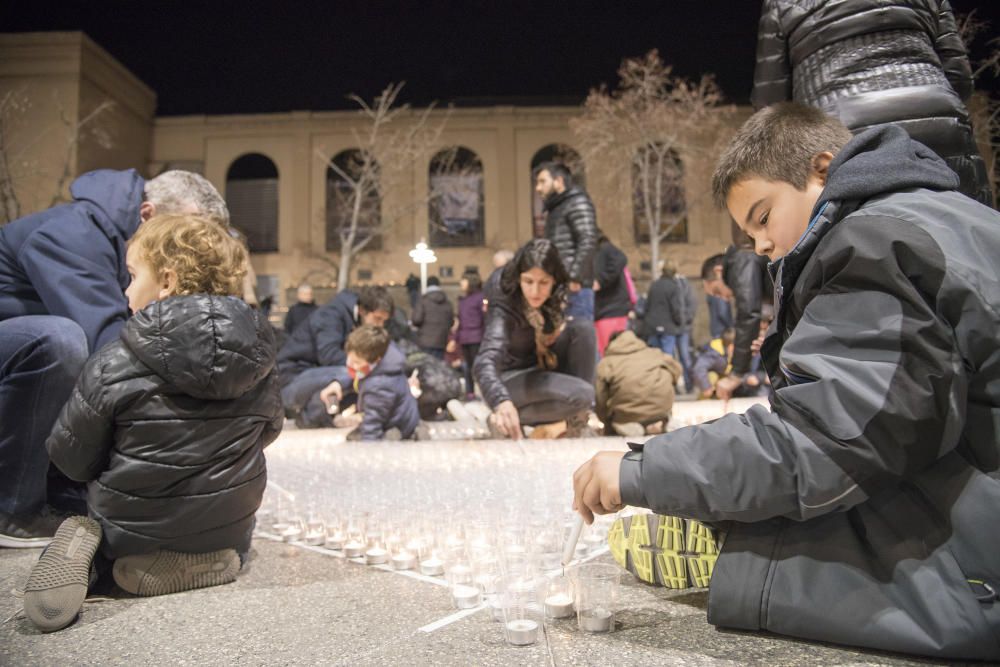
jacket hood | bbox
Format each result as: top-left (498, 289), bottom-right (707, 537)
top-left (604, 329), bottom-right (647, 356)
top-left (123, 295), bottom-right (275, 399)
top-left (70, 169), bottom-right (145, 242)
top-left (424, 290), bottom-right (447, 305)
top-left (820, 126), bottom-right (959, 206)
top-left (368, 341), bottom-right (407, 378)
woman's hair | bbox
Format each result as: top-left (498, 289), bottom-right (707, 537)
top-left (129, 214), bottom-right (247, 297)
top-left (461, 271), bottom-right (482, 294)
top-left (499, 239), bottom-right (569, 326)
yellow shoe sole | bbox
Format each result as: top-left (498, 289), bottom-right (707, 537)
top-left (608, 513), bottom-right (718, 588)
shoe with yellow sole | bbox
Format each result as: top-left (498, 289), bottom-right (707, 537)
top-left (608, 512), bottom-right (718, 588)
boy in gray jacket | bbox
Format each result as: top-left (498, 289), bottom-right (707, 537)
top-left (572, 103), bottom-right (1000, 660)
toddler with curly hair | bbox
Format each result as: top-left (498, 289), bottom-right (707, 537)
top-left (21, 214), bottom-right (283, 633)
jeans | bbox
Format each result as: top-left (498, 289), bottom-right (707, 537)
top-left (501, 318), bottom-right (596, 425)
top-left (565, 288), bottom-right (594, 321)
top-left (280, 365), bottom-right (352, 429)
top-left (461, 343), bottom-right (480, 395)
top-left (0, 316), bottom-right (88, 516)
top-left (648, 331), bottom-right (692, 390)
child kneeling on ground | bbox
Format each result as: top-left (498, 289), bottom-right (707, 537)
top-left (24, 214), bottom-right (282, 632)
top-left (323, 325), bottom-right (420, 441)
top-left (572, 103), bottom-right (1000, 660)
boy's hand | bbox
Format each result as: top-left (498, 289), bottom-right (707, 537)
top-left (319, 381), bottom-right (343, 409)
top-left (572, 451), bottom-right (626, 524)
top-left (715, 375), bottom-right (742, 400)
top-left (492, 400), bottom-right (522, 440)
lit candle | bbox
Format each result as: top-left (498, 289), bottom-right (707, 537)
top-left (420, 557), bottom-right (444, 576)
top-left (342, 540), bottom-right (365, 558)
top-left (578, 608), bottom-right (613, 632)
top-left (505, 619), bottom-right (539, 645)
top-left (280, 525), bottom-right (303, 543)
top-left (271, 521), bottom-right (291, 535)
top-left (544, 593), bottom-right (575, 619)
top-left (304, 529), bottom-right (325, 546)
top-left (391, 551), bottom-right (417, 570)
top-left (325, 531), bottom-right (345, 550)
top-left (451, 584), bottom-right (481, 609)
top-left (449, 563), bottom-right (473, 584)
top-left (365, 547), bottom-right (388, 565)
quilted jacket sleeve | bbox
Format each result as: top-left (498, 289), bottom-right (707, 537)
top-left (473, 306), bottom-right (513, 408)
top-left (933, 1), bottom-right (974, 101)
top-left (45, 346), bottom-right (116, 482)
top-left (751, 0), bottom-right (792, 110)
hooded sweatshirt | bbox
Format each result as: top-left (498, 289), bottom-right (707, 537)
top-left (356, 341), bottom-right (420, 440)
top-left (46, 295), bottom-right (283, 559)
top-left (595, 330), bottom-right (681, 425)
top-left (0, 169), bottom-right (144, 351)
top-left (620, 127), bottom-right (1000, 659)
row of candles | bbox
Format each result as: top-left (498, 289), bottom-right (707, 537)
top-left (255, 505), bottom-right (620, 644)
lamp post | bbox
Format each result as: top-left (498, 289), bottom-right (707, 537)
top-left (409, 240), bottom-right (437, 294)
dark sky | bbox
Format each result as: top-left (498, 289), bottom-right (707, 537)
top-left (3, 1), bottom-right (998, 116)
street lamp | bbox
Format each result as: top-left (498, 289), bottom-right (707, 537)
top-left (409, 240), bottom-right (437, 294)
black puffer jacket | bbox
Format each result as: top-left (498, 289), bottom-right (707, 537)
top-left (411, 287), bottom-right (454, 350)
top-left (643, 276), bottom-right (684, 337)
top-left (277, 290), bottom-right (358, 385)
top-left (46, 295), bottom-right (283, 559)
top-left (752, 0), bottom-right (991, 206)
top-left (543, 187), bottom-right (598, 284)
top-left (593, 240), bottom-right (632, 321)
top-left (474, 271), bottom-right (547, 408)
top-left (722, 247), bottom-right (771, 376)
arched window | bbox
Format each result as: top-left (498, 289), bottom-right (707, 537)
top-left (428, 147), bottom-right (484, 247)
top-left (226, 153), bottom-right (279, 252)
top-left (326, 149), bottom-right (382, 251)
top-left (633, 145), bottom-right (687, 244)
top-left (530, 144), bottom-right (585, 239)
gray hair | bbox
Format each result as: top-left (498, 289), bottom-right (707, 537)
top-left (144, 170), bottom-right (229, 225)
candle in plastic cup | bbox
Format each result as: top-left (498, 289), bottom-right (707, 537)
top-left (365, 547), bottom-right (388, 565)
top-left (342, 540), bottom-right (364, 558)
top-left (452, 584), bottom-right (481, 609)
top-left (420, 557), bottom-right (444, 576)
top-left (544, 592), bottom-right (575, 619)
top-left (578, 607), bottom-right (613, 632)
top-left (391, 551), bottom-right (416, 570)
top-left (325, 532), bottom-right (345, 550)
top-left (505, 619), bottom-right (538, 646)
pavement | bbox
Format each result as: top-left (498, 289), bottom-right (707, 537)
top-left (0, 398), bottom-right (975, 666)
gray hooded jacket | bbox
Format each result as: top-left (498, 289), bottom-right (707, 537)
top-left (620, 127), bottom-right (1000, 659)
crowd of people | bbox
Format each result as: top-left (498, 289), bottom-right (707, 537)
top-left (0, 0), bottom-right (998, 660)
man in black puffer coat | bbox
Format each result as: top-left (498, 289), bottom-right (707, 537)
top-left (535, 162), bottom-right (599, 319)
top-left (411, 276), bottom-right (454, 359)
top-left (752, 0), bottom-right (993, 206)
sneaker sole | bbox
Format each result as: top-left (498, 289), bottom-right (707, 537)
top-left (113, 549), bottom-right (240, 597)
top-left (608, 513), bottom-right (718, 588)
top-left (23, 516), bottom-right (102, 632)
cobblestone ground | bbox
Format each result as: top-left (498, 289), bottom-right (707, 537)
top-left (1, 398), bottom-right (966, 666)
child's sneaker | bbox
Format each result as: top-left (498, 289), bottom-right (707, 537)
top-left (23, 516), bottom-right (102, 632)
top-left (113, 549), bottom-right (240, 597)
top-left (607, 512), bottom-right (718, 588)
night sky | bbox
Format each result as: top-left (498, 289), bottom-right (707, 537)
top-left (2, 1), bottom-right (998, 116)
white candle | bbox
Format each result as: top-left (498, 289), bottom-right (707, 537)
top-left (579, 608), bottom-right (613, 632)
top-left (449, 563), bottom-right (473, 584)
top-left (272, 521), bottom-right (291, 534)
top-left (304, 530), bottom-right (325, 546)
top-left (280, 525), bottom-right (303, 543)
top-left (325, 532), bottom-right (345, 550)
top-left (391, 552), bottom-right (417, 570)
top-left (544, 593), bottom-right (575, 619)
top-left (420, 557), bottom-right (444, 576)
top-left (365, 547), bottom-right (388, 565)
top-left (505, 619), bottom-right (539, 646)
top-left (342, 540), bottom-right (364, 558)
top-left (451, 584), bottom-right (481, 609)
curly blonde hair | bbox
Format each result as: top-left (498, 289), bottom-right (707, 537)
top-left (129, 214), bottom-right (247, 297)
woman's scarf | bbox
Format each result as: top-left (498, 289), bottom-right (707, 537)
top-left (523, 304), bottom-right (564, 370)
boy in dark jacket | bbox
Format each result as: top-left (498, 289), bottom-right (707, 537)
top-left (572, 103), bottom-right (1000, 660)
top-left (333, 325), bottom-right (419, 440)
top-left (23, 215), bottom-right (283, 633)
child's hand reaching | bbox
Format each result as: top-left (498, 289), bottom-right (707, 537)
top-left (572, 451), bottom-right (626, 524)
top-left (319, 381), bottom-right (343, 410)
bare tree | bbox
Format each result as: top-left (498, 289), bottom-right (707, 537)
top-left (0, 88), bottom-right (115, 225)
top-left (570, 50), bottom-right (735, 275)
top-left (316, 82), bottom-right (453, 290)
